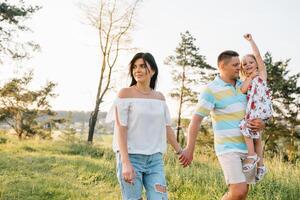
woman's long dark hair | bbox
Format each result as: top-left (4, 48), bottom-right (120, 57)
top-left (129, 52), bottom-right (158, 90)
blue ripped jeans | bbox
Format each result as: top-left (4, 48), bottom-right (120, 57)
top-left (116, 152), bottom-right (168, 200)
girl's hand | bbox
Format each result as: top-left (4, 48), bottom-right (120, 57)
top-left (122, 162), bottom-right (136, 184)
top-left (244, 33), bottom-right (253, 41)
top-left (249, 70), bottom-right (258, 79)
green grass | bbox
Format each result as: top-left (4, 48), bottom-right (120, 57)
top-left (0, 133), bottom-right (299, 200)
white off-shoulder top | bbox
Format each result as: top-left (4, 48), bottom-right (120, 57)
top-left (106, 98), bottom-right (171, 155)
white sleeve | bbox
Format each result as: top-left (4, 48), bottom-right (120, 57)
top-left (105, 98), bottom-right (129, 126)
top-left (163, 102), bottom-right (171, 126)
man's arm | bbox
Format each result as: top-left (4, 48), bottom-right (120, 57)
top-left (179, 114), bottom-right (203, 167)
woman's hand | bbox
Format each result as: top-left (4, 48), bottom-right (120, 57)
top-left (122, 162), bottom-right (136, 184)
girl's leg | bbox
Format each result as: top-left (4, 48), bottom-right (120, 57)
top-left (241, 120), bottom-right (259, 172)
top-left (240, 119), bottom-right (255, 157)
top-left (243, 136), bottom-right (260, 172)
top-left (254, 135), bottom-right (268, 181)
top-left (244, 136), bottom-right (255, 157)
top-left (254, 137), bottom-right (264, 167)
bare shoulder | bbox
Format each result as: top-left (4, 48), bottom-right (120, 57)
top-left (153, 91), bottom-right (166, 101)
top-left (117, 87), bottom-right (134, 98)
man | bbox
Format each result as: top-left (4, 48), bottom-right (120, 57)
top-left (180, 50), bottom-right (265, 200)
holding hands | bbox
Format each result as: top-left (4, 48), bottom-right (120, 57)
top-left (178, 148), bottom-right (194, 167)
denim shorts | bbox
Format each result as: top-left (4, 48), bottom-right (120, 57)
top-left (116, 152), bottom-right (168, 200)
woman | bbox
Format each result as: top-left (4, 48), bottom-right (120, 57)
top-left (106, 52), bottom-right (181, 200)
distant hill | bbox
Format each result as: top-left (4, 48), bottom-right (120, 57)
top-left (0, 111), bottom-right (109, 131)
top-left (55, 111), bottom-right (107, 123)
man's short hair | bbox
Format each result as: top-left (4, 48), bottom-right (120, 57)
top-left (217, 50), bottom-right (239, 66)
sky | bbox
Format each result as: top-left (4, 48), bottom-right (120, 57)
top-left (1, 0), bottom-right (300, 117)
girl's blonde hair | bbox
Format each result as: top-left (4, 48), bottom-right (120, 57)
top-left (240, 54), bottom-right (258, 79)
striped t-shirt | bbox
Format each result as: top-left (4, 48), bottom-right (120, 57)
top-left (195, 75), bottom-right (248, 156)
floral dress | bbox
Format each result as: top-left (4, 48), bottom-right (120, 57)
top-left (239, 76), bottom-right (273, 138)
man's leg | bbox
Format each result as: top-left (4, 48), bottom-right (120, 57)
top-left (221, 183), bottom-right (249, 200)
top-left (218, 152), bottom-right (255, 200)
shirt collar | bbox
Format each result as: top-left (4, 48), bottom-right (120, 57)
top-left (214, 75), bottom-right (242, 87)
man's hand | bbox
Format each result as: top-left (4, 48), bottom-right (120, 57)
top-left (247, 118), bottom-right (265, 132)
top-left (179, 148), bottom-right (194, 167)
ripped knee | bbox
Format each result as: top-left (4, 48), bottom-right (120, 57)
top-left (154, 184), bottom-right (167, 193)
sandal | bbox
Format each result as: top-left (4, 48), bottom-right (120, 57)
top-left (256, 166), bottom-right (267, 182)
top-left (242, 154), bottom-right (260, 172)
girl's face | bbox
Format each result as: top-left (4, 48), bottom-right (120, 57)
top-left (242, 56), bottom-right (258, 75)
top-left (132, 58), bottom-right (154, 84)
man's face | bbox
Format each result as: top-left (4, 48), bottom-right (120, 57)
top-left (219, 56), bottom-right (241, 80)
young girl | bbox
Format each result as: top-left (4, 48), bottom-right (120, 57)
top-left (239, 34), bottom-right (273, 182)
top-left (106, 52), bottom-right (182, 199)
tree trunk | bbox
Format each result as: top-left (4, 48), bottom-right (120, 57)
top-left (17, 132), bottom-right (22, 140)
top-left (176, 69), bottom-right (185, 142)
top-left (15, 111), bottom-right (23, 140)
top-left (176, 102), bottom-right (182, 142)
top-left (86, 0), bottom-right (138, 143)
top-left (88, 99), bottom-right (101, 143)
top-left (87, 48), bottom-right (107, 143)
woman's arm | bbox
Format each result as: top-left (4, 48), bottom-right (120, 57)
top-left (116, 112), bottom-right (130, 164)
top-left (244, 34), bottom-right (267, 80)
top-left (114, 88), bottom-right (136, 183)
top-left (115, 107), bottom-right (135, 184)
top-left (157, 92), bottom-right (182, 154)
top-left (166, 126), bottom-right (182, 154)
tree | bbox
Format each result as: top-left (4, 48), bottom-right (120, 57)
top-left (263, 52), bottom-right (300, 161)
top-left (80, 0), bottom-right (141, 143)
top-left (61, 112), bottom-right (77, 142)
top-left (0, 0), bottom-right (40, 63)
top-left (0, 72), bottom-right (63, 139)
top-left (165, 31), bottom-right (216, 143)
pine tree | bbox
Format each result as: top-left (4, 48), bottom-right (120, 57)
top-left (165, 31), bottom-right (216, 143)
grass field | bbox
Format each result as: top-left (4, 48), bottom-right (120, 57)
top-left (0, 133), bottom-right (299, 200)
